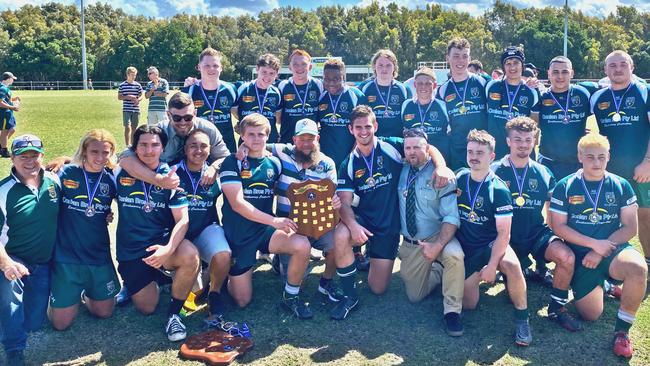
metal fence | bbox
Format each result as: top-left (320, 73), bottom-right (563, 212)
top-left (11, 80), bottom-right (186, 91)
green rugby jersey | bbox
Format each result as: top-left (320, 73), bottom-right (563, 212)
top-left (550, 170), bottom-right (637, 258)
top-left (534, 85), bottom-right (591, 164)
top-left (236, 81), bottom-right (283, 143)
top-left (0, 84), bottom-right (14, 121)
top-left (400, 98), bottom-right (450, 161)
top-left (114, 164), bottom-right (188, 261)
top-left (590, 81), bottom-right (650, 179)
top-left (337, 138), bottom-right (404, 235)
top-left (360, 80), bottom-right (411, 138)
top-left (455, 169), bottom-right (513, 255)
top-left (491, 157), bottom-right (555, 245)
top-left (278, 77), bottom-right (323, 143)
top-left (317, 86), bottom-right (365, 167)
top-left (55, 164), bottom-right (116, 265)
top-left (0, 169), bottom-right (60, 264)
top-left (175, 160), bottom-right (221, 241)
top-left (485, 80), bottom-right (540, 159)
top-left (146, 78), bottom-right (169, 112)
top-left (182, 81), bottom-right (238, 152)
top-left (436, 74), bottom-right (488, 169)
top-left (219, 154), bottom-right (281, 246)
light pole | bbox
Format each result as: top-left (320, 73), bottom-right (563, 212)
top-left (563, 0), bottom-right (568, 57)
top-left (81, 0), bottom-right (88, 90)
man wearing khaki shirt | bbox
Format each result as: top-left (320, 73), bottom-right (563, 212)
top-left (397, 128), bottom-right (465, 337)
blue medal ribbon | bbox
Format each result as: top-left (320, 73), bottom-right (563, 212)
top-left (291, 78), bottom-right (310, 115)
top-left (254, 83), bottom-right (270, 115)
top-left (374, 80), bottom-right (393, 116)
top-left (466, 172), bottom-right (489, 215)
top-left (609, 82), bottom-right (633, 117)
top-left (580, 172), bottom-right (605, 219)
top-left (450, 77), bottom-right (470, 109)
top-left (508, 158), bottom-right (529, 198)
top-left (416, 99), bottom-right (434, 129)
top-left (82, 167), bottom-right (104, 214)
top-left (505, 82), bottom-right (523, 117)
top-left (198, 82), bottom-right (220, 122)
top-left (328, 88), bottom-right (346, 121)
top-left (548, 86), bottom-right (572, 123)
top-left (181, 160), bottom-right (205, 203)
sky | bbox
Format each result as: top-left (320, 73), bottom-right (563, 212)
top-left (1, 0), bottom-right (649, 18)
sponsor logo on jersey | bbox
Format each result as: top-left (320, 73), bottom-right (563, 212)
top-left (519, 96), bottom-right (528, 106)
top-left (100, 183), bottom-right (110, 196)
top-left (267, 96), bottom-right (277, 106)
top-left (242, 96), bottom-right (255, 103)
top-left (120, 177), bottom-right (136, 186)
top-left (528, 178), bottom-right (538, 191)
top-left (63, 179), bottom-right (79, 189)
top-left (240, 170), bottom-right (252, 179)
top-left (475, 196), bottom-right (484, 208)
top-left (569, 195), bottom-right (585, 204)
top-left (605, 192), bottom-right (616, 204)
top-left (319, 103), bottom-right (328, 111)
top-left (267, 168), bottom-right (275, 180)
top-left (193, 100), bottom-right (204, 108)
top-left (571, 95), bottom-right (582, 107)
top-left (219, 96), bottom-right (230, 107)
top-left (340, 102), bottom-right (349, 112)
top-left (625, 97), bottom-right (635, 107)
top-left (354, 169), bottom-right (366, 178)
top-left (543, 99), bottom-right (555, 107)
top-left (445, 93), bottom-right (457, 102)
top-left (598, 101), bottom-right (610, 110)
top-left (309, 90), bottom-right (318, 101)
top-left (284, 94), bottom-right (296, 102)
top-left (404, 113), bottom-right (415, 121)
top-left (367, 95), bottom-right (377, 103)
top-left (489, 92), bottom-right (501, 101)
top-left (471, 87), bottom-right (480, 98)
top-left (390, 94), bottom-right (400, 104)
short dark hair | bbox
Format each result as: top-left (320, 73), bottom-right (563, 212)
top-left (130, 125), bottom-right (168, 151)
top-left (168, 92), bottom-right (193, 110)
top-left (505, 116), bottom-right (539, 138)
top-left (349, 105), bottom-right (376, 126)
top-left (447, 38), bottom-right (471, 55)
top-left (467, 129), bottom-right (495, 152)
top-left (468, 60), bottom-right (483, 71)
top-left (323, 58), bottom-right (346, 74)
top-left (186, 128), bottom-right (210, 142)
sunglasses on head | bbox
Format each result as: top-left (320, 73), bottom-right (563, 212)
top-left (402, 127), bottom-right (428, 140)
top-left (170, 114), bottom-right (194, 123)
top-left (12, 139), bottom-right (43, 149)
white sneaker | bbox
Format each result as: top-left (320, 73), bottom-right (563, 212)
top-left (165, 314), bottom-right (187, 342)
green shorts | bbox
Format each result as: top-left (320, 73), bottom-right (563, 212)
top-left (571, 243), bottom-right (633, 301)
top-left (511, 227), bottom-right (556, 270)
top-left (464, 244), bottom-right (493, 279)
top-left (122, 111), bottom-right (140, 127)
top-left (50, 262), bottom-right (121, 308)
top-left (630, 180), bottom-right (650, 208)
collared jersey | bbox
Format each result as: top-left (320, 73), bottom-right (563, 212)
top-left (401, 98), bottom-right (450, 160)
top-left (535, 85), bottom-right (591, 164)
top-left (114, 164), bottom-right (188, 261)
top-left (269, 143), bottom-right (337, 217)
top-left (0, 84), bottom-right (14, 118)
top-left (55, 165), bottom-right (116, 265)
top-left (337, 138), bottom-right (404, 235)
top-left (455, 169), bottom-right (513, 254)
top-left (236, 81), bottom-right (283, 143)
top-left (317, 86), bottom-right (365, 167)
top-left (361, 80), bottom-right (411, 137)
top-left (0, 170), bottom-right (60, 264)
top-left (485, 80), bottom-right (540, 158)
top-left (590, 81), bottom-right (650, 178)
top-left (183, 81), bottom-right (238, 152)
top-left (175, 161), bottom-right (221, 241)
top-left (550, 170), bottom-right (637, 257)
top-left (278, 77), bottom-right (323, 143)
top-left (491, 157), bottom-right (555, 245)
top-left (219, 154), bottom-right (281, 246)
top-left (436, 74), bottom-right (488, 169)
top-left (146, 78), bottom-right (169, 112)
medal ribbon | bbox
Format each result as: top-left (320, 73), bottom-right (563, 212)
top-left (508, 158), bottom-right (529, 198)
top-left (181, 160), bottom-right (205, 200)
top-left (466, 172), bottom-right (489, 213)
top-left (450, 77), bottom-right (470, 108)
top-left (198, 82), bottom-right (220, 122)
top-left (609, 83), bottom-right (633, 116)
top-left (374, 80), bottom-right (393, 115)
top-left (405, 160), bottom-right (431, 190)
top-left (417, 100), bottom-right (434, 129)
top-left (580, 174), bottom-right (605, 216)
top-left (254, 83), bottom-right (270, 115)
top-left (505, 82), bottom-right (523, 116)
top-left (548, 86), bottom-right (572, 121)
top-left (328, 88), bottom-right (346, 119)
top-left (358, 143), bottom-right (375, 183)
top-left (82, 168), bottom-right (104, 212)
top-left (291, 78), bottom-right (310, 114)
top-left (141, 164), bottom-right (161, 208)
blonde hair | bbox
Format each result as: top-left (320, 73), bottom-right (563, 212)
top-left (467, 129), bottom-right (495, 152)
top-left (605, 50), bottom-right (633, 66)
top-left (237, 113), bottom-right (271, 136)
top-left (578, 133), bottom-right (610, 153)
top-left (414, 67), bottom-right (436, 82)
top-left (371, 49), bottom-right (399, 78)
top-left (289, 49), bottom-right (312, 63)
top-left (199, 47), bottom-right (223, 63)
top-left (125, 66), bottom-right (137, 75)
top-left (72, 129), bottom-right (118, 170)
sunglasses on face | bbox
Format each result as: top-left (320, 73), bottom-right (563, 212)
top-left (170, 114), bottom-right (194, 123)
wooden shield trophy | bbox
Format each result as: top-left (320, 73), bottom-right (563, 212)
top-left (286, 179), bottom-right (339, 239)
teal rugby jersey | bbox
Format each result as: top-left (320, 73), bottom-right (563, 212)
top-left (455, 169), bottom-right (513, 254)
top-left (317, 86), bottom-right (365, 167)
top-left (485, 80), bottom-right (540, 158)
top-left (175, 160), bottom-right (221, 241)
top-left (114, 164), bottom-right (188, 261)
top-left (0, 169), bottom-right (60, 264)
top-left (278, 77), bottom-right (323, 143)
top-left (491, 157), bottom-right (555, 245)
top-left (590, 81), bottom-right (650, 179)
top-left (361, 80), bottom-right (411, 138)
top-left (337, 138), bottom-right (404, 235)
top-left (236, 81), bottom-right (283, 143)
top-left (182, 81), bottom-right (238, 152)
top-left (55, 164), bottom-right (117, 265)
top-left (550, 170), bottom-right (637, 258)
top-left (0, 84), bottom-right (14, 121)
top-left (401, 98), bottom-right (450, 161)
top-left (436, 74), bottom-right (488, 169)
top-left (219, 154), bottom-right (281, 246)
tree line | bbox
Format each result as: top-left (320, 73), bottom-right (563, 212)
top-left (0, 1), bottom-right (648, 82)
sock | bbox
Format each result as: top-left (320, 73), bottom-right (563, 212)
top-left (645, 257), bottom-right (650, 268)
top-left (319, 277), bottom-right (332, 288)
top-left (353, 246), bottom-right (361, 254)
top-left (548, 288), bottom-right (569, 314)
top-left (284, 282), bottom-right (300, 297)
top-left (514, 308), bottom-right (529, 322)
top-left (208, 291), bottom-right (222, 316)
top-left (337, 263), bottom-right (358, 300)
top-left (615, 309), bottom-right (635, 333)
top-left (168, 296), bottom-right (185, 316)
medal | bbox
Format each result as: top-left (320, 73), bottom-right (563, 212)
top-left (609, 83), bottom-right (632, 124)
top-left (466, 172), bottom-right (489, 223)
top-left (417, 100), bottom-right (433, 131)
top-left (562, 115), bottom-right (570, 124)
top-left (241, 158), bottom-right (250, 170)
top-left (404, 161), bottom-right (431, 198)
top-left (374, 80), bottom-right (393, 119)
top-left (383, 110), bottom-right (390, 118)
top-left (191, 197), bottom-right (198, 204)
top-left (515, 196), bottom-right (526, 207)
top-left (549, 87), bottom-right (572, 126)
top-left (579, 172), bottom-right (605, 225)
top-left (142, 202), bottom-right (154, 213)
top-left (82, 167), bottom-right (104, 220)
top-left (327, 88), bottom-right (345, 125)
top-left (254, 82), bottom-right (270, 114)
top-left (508, 113), bottom-right (514, 120)
top-left (367, 177), bottom-right (376, 187)
top-left (459, 105), bottom-right (467, 114)
top-left (141, 174), bottom-right (156, 213)
top-left (403, 190), bottom-right (408, 197)
top-left (182, 160), bottom-right (205, 206)
top-left (330, 116), bottom-right (337, 124)
top-left (359, 143), bottom-right (376, 189)
top-left (291, 78), bottom-right (310, 116)
top-left (198, 81), bottom-right (220, 124)
top-left (85, 206), bottom-right (96, 217)
top-left (450, 76), bottom-right (470, 116)
top-left (505, 81), bottom-right (523, 121)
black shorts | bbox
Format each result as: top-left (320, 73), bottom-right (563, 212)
top-left (510, 227), bottom-right (557, 269)
top-left (228, 225), bottom-right (276, 276)
top-left (356, 216), bottom-right (400, 260)
top-left (117, 257), bottom-right (171, 296)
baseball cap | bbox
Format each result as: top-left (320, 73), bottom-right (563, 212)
top-left (2, 72), bottom-right (17, 81)
top-left (294, 118), bottom-right (319, 136)
top-left (500, 47), bottom-right (525, 66)
top-left (11, 134), bottom-right (44, 155)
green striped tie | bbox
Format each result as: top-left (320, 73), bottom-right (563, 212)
top-left (406, 166), bottom-right (418, 238)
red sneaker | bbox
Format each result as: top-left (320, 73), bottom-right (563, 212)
top-left (613, 331), bottom-right (633, 358)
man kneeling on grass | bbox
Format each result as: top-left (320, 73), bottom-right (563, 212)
top-left (114, 125), bottom-right (200, 342)
top-left (550, 133), bottom-right (648, 358)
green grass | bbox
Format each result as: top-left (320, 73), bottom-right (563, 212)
top-left (1, 90), bottom-right (649, 365)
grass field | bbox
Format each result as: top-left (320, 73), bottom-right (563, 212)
top-left (1, 90), bottom-right (649, 365)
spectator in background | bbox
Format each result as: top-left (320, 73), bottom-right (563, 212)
top-left (117, 66), bottom-right (143, 146)
top-left (468, 60), bottom-right (492, 82)
top-left (491, 68), bottom-right (504, 80)
top-left (0, 72), bottom-right (19, 158)
top-left (145, 67), bottom-right (170, 126)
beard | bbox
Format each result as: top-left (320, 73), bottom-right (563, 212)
top-left (294, 144), bottom-right (320, 166)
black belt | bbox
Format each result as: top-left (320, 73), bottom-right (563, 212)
top-left (403, 237), bottom-right (419, 245)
